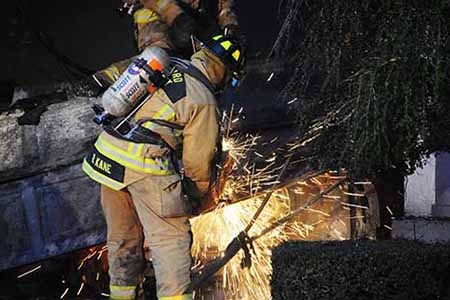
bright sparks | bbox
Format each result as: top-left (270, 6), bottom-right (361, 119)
top-left (188, 105), bottom-right (367, 299)
top-left (191, 189), bottom-right (312, 300)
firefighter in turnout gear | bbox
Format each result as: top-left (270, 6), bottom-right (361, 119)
top-left (92, 0), bottom-right (242, 88)
top-left (83, 35), bottom-right (245, 300)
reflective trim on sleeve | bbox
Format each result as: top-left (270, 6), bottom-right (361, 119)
top-left (82, 159), bottom-right (126, 190)
top-left (159, 294), bottom-right (193, 300)
top-left (143, 104), bottom-right (176, 131)
top-left (95, 135), bottom-right (172, 175)
top-left (104, 69), bottom-right (116, 82)
top-left (133, 8), bottom-right (159, 24)
top-left (104, 65), bottom-right (121, 82)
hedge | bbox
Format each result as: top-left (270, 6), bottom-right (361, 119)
top-left (272, 240), bottom-right (450, 300)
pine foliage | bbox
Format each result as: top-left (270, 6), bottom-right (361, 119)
top-left (274, 0), bottom-right (450, 178)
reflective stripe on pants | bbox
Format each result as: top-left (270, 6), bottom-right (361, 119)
top-left (110, 285), bottom-right (137, 300)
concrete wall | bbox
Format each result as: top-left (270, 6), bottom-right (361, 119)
top-left (0, 164), bottom-right (105, 271)
top-left (0, 94), bottom-right (101, 182)
top-left (404, 153), bottom-right (450, 218)
top-left (396, 153), bottom-right (450, 243)
top-left (404, 155), bottom-right (436, 217)
top-left (0, 94), bottom-right (105, 271)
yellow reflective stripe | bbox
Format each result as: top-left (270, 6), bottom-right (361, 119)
top-left (82, 159), bottom-right (126, 191)
top-left (133, 104), bottom-right (175, 156)
top-left (220, 40), bottom-right (232, 50)
top-left (111, 295), bottom-right (135, 300)
top-left (130, 142), bottom-right (143, 158)
top-left (110, 284), bottom-right (136, 298)
top-left (159, 294), bottom-right (193, 300)
top-left (134, 9), bottom-right (159, 24)
top-left (97, 135), bottom-right (138, 158)
top-left (110, 65), bottom-right (120, 76)
top-left (152, 104), bottom-right (173, 121)
top-left (104, 69), bottom-right (116, 82)
top-left (129, 142), bottom-right (141, 156)
top-left (110, 285), bottom-right (136, 292)
top-left (212, 35), bottom-right (223, 41)
top-left (128, 142), bottom-right (135, 153)
top-left (95, 136), bottom-right (172, 175)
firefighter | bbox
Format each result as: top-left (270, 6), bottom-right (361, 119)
top-left (83, 34), bottom-right (245, 300)
top-left (92, 0), bottom-right (243, 88)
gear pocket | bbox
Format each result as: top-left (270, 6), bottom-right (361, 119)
top-left (159, 174), bottom-right (192, 217)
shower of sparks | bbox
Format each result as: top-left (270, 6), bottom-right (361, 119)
top-left (187, 105), bottom-right (362, 299)
top-left (386, 206), bottom-right (394, 216)
top-left (340, 202), bottom-right (368, 210)
top-left (219, 106), bottom-right (281, 201)
top-left (342, 191), bottom-right (366, 197)
top-left (60, 287), bottom-right (69, 299)
top-left (287, 97), bottom-right (298, 105)
top-left (354, 181), bottom-right (372, 185)
top-left (190, 170), bottom-right (358, 299)
top-left (191, 191), bottom-right (312, 300)
top-left (17, 265), bottom-right (42, 279)
top-left (76, 282), bottom-right (85, 296)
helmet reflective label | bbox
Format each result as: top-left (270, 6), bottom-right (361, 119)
top-left (232, 50), bottom-right (240, 61)
top-left (220, 41), bottom-right (232, 50)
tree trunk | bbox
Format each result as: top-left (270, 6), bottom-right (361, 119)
top-left (370, 169), bottom-right (405, 239)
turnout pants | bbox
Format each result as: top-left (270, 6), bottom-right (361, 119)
top-left (101, 174), bottom-right (193, 300)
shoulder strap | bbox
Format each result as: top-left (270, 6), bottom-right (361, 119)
top-left (170, 57), bottom-right (216, 95)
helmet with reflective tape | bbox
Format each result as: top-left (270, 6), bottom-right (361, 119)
top-left (203, 34), bottom-right (246, 77)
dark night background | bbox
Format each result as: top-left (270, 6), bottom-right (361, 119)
top-left (1, 1), bottom-right (283, 92)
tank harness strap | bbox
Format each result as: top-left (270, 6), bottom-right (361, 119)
top-left (101, 61), bottom-right (216, 176)
top-left (170, 58), bottom-right (216, 95)
top-left (107, 60), bottom-right (215, 144)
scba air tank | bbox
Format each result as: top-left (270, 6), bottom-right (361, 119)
top-left (102, 47), bottom-right (170, 116)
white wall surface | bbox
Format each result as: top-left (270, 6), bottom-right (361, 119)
top-left (404, 155), bottom-right (435, 216)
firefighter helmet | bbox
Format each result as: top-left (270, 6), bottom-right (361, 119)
top-left (203, 34), bottom-right (246, 75)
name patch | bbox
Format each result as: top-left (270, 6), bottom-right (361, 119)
top-left (85, 146), bottom-right (125, 183)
